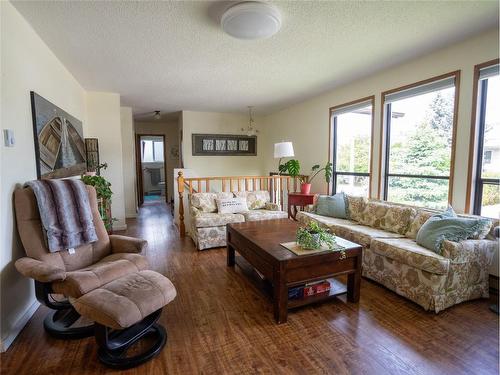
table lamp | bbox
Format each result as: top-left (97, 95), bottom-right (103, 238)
top-left (274, 142), bottom-right (294, 174)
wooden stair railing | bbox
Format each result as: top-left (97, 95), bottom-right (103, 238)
top-left (177, 171), bottom-right (300, 237)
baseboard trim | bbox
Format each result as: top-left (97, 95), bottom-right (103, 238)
top-left (0, 300), bottom-right (40, 352)
top-left (126, 213), bottom-right (137, 219)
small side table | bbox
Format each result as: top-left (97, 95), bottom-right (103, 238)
top-left (288, 193), bottom-right (318, 221)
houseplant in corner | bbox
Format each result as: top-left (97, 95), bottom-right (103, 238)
top-left (81, 172), bottom-right (115, 233)
top-left (279, 160), bottom-right (332, 194)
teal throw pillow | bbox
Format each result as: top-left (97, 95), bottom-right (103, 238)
top-left (416, 207), bottom-right (492, 254)
top-left (315, 193), bottom-right (348, 219)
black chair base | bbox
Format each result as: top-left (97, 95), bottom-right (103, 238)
top-left (43, 308), bottom-right (95, 340)
top-left (95, 309), bottom-right (167, 369)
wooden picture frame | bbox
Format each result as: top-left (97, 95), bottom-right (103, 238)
top-left (192, 134), bottom-right (257, 156)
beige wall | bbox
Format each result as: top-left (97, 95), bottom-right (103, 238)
top-left (181, 111), bottom-right (266, 177)
top-left (261, 29), bottom-right (499, 212)
top-left (120, 107), bottom-right (137, 218)
top-left (0, 1), bottom-right (87, 351)
top-left (135, 120), bottom-right (180, 202)
top-left (85, 92), bottom-right (127, 230)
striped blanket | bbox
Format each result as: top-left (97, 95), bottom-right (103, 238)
top-left (25, 179), bottom-right (98, 252)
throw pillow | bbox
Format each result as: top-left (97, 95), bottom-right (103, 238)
top-left (191, 192), bottom-right (233, 213)
top-left (416, 207), bottom-right (492, 254)
top-left (315, 193), bottom-right (348, 219)
top-left (216, 198), bottom-right (249, 214)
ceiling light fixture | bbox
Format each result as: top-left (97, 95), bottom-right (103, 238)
top-left (153, 111), bottom-right (161, 120)
top-left (242, 106), bottom-right (259, 136)
top-left (221, 2), bottom-right (282, 40)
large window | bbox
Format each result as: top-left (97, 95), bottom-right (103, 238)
top-left (330, 97), bottom-right (373, 196)
top-left (381, 73), bottom-right (458, 209)
top-left (472, 62), bottom-right (499, 218)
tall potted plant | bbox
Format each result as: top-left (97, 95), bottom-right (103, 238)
top-left (279, 160), bottom-right (332, 194)
top-left (81, 174), bottom-right (114, 233)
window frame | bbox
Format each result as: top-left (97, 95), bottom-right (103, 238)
top-left (329, 95), bottom-right (375, 197)
top-left (466, 59), bottom-right (500, 216)
top-left (378, 71), bottom-right (460, 207)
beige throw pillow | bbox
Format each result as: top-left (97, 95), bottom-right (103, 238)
top-left (379, 205), bottom-right (417, 235)
top-left (216, 198), bottom-right (249, 214)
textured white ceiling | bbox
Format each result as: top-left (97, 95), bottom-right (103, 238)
top-left (12, 1), bottom-right (499, 115)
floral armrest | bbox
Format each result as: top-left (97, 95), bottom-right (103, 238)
top-left (264, 202), bottom-right (280, 211)
top-left (441, 239), bottom-right (497, 264)
top-left (190, 206), bottom-right (202, 217)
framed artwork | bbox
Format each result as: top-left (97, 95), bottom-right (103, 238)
top-left (192, 134), bottom-right (257, 156)
top-left (30, 91), bottom-right (86, 179)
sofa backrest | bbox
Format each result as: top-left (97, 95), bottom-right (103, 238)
top-left (234, 190), bottom-right (270, 210)
top-left (190, 192), bottom-right (233, 213)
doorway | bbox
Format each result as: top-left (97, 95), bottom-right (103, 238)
top-left (136, 134), bottom-right (167, 206)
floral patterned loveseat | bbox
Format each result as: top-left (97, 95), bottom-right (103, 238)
top-left (297, 196), bottom-right (498, 312)
top-left (189, 190), bottom-right (287, 250)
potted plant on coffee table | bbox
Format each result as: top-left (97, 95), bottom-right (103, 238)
top-left (296, 221), bottom-right (336, 250)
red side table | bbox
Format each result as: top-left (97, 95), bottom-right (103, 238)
top-left (288, 193), bottom-right (318, 221)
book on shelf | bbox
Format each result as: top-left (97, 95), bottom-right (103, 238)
top-left (288, 280), bottom-right (331, 300)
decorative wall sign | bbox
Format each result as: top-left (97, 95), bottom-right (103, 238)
top-left (192, 134), bottom-right (257, 156)
top-left (30, 91), bottom-right (86, 179)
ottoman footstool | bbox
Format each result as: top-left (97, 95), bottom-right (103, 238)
top-left (71, 270), bottom-right (177, 369)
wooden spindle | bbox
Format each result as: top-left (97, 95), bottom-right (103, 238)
top-left (177, 171), bottom-right (185, 237)
top-left (206, 179), bottom-right (210, 192)
top-left (245, 179), bottom-right (249, 191)
top-left (222, 179), bottom-right (226, 192)
top-left (188, 181), bottom-right (193, 194)
top-left (238, 179), bottom-right (241, 192)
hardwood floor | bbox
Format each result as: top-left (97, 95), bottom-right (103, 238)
top-left (1, 202), bottom-right (498, 374)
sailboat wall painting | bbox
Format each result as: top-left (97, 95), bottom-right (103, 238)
top-left (30, 92), bottom-right (86, 179)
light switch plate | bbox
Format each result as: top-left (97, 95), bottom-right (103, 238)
top-left (3, 129), bottom-right (15, 147)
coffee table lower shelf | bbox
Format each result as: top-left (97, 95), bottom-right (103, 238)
top-left (288, 278), bottom-right (347, 309)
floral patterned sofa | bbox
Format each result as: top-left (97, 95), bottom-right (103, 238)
top-left (189, 190), bottom-right (288, 250)
top-left (297, 196), bottom-right (498, 312)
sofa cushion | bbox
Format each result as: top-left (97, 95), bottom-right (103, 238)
top-left (405, 210), bottom-right (434, 239)
top-left (379, 205), bottom-right (417, 235)
top-left (296, 211), bottom-right (359, 230)
top-left (370, 238), bottom-right (450, 275)
top-left (315, 193), bottom-right (348, 219)
top-left (191, 192), bottom-right (234, 213)
top-left (241, 209), bottom-right (288, 222)
top-left (52, 253), bottom-right (148, 298)
top-left (234, 190), bottom-right (270, 210)
top-left (359, 201), bottom-right (390, 228)
top-left (332, 223), bottom-right (404, 248)
top-left (345, 195), bottom-right (367, 222)
top-left (192, 212), bottom-right (245, 228)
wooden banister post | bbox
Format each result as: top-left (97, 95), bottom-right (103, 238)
top-left (178, 171), bottom-right (186, 237)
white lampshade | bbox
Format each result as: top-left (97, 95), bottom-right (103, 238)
top-left (274, 142), bottom-right (294, 158)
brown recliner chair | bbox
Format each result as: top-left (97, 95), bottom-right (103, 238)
top-left (14, 185), bottom-right (149, 339)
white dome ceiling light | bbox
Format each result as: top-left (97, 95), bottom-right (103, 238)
top-left (221, 2), bottom-right (282, 40)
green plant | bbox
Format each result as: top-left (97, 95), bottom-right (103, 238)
top-left (302, 162), bottom-right (333, 184)
top-left (296, 221), bottom-right (336, 250)
top-left (279, 159), bottom-right (332, 185)
top-left (279, 159), bottom-right (300, 177)
top-left (81, 174), bottom-right (113, 201)
top-left (81, 174), bottom-right (115, 231)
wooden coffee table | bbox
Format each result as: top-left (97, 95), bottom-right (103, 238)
top-left (226, 219), bottom-right (362, 324)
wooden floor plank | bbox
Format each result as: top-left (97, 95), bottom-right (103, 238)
top-left (1, 202), bottom-right (498, 374)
